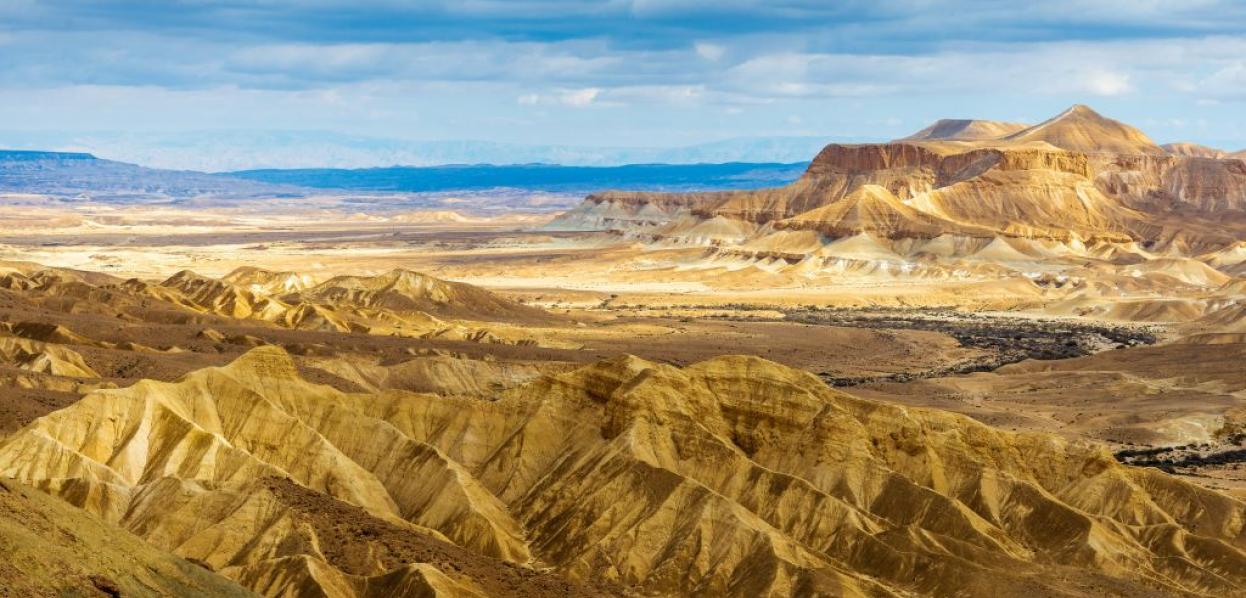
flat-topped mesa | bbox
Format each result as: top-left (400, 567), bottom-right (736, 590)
top-left (549, 104), bottom-right (1246, 247)
top-left (569, 143), bottom-right (1129, 241)
top-left (0, 149), bottom-right (97, 161)
top-left (583, 143), bottom-right (1099, 224)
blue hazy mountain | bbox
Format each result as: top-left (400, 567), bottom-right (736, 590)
top-left (0, 150), bottom-right (299, 201)
top-left (227, 162), bottom-right (807, 193)
top-left (0, 130), bottom-right (847, 172)
top-left (0, 149), bottom-right (808, 202)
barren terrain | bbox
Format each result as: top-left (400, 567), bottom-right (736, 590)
top-left (3, 105), bottom-right (1246, 597)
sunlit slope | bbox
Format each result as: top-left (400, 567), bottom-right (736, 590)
top-left (1, 346), bottom-right (1243, 597)
top-left (0, 477), bottom-right (255, 596)
top-left (1002, 104), bottom-right (1164, 155)
top-left (898, 118), bottom-right (1028, 141)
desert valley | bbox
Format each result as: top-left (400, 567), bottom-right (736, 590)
top-left (0, 103), bottom-right (1245, 597)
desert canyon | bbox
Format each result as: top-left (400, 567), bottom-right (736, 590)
top-left (1, 105), bottom-right (1246, 597)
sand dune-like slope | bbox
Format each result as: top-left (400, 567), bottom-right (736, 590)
top-left (1003, 104), bottom-right (1164, 155)
top-left (0, 477), bottom-right (254, 596)
top-left (577, 142), bottom-right (1146, 243)
top-left (898, 118), bottom-right (1028, 141)
top-left (2, 346), bottom-right (1244, 597)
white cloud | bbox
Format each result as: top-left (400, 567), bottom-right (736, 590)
top-left (560, 87), bottom-right (600, 106)
top-left (1082, 69), bottom-right (1133, 96)
top-left (694, 42), bottom-right (726, 61)
top-left (3, 4), bottom-right (1246, 152)
top-left (1201, 61), bottom-right (1246, 98)
top-left (607, 84), bottom-right (704, 105)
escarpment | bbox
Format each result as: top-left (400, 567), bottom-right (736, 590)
top-left (551, 105), bottom-right (1246, 249)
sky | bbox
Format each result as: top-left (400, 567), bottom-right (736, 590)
top-left (1, 0), bottom-right (1246, 168)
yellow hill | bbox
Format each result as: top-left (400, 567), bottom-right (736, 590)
top-left (898, 118), bottom-right (1028, 141)
top-left (2, 347), bottom-right (1244, 597)
top-left (1003, 104), bottom-right (1164, 155)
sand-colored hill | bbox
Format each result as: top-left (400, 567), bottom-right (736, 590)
top-left (301, 352), bottom-right (560, 395)
top-left (2, 346), bottom-right (1244, 597)
top-left (898, 118), bottom-right (1028, 141)
top-left (129, 267), bottom-right (562, 344)
top-left (160, 267), bottom-right (546, 326)
top-left (300, 268), bottom-right (547, 323)
top-left (223, 265), bottom-right (317, 294)
top-left (1163, 142), bottom-right (1229, 158)
top-left (160, 269), bottom-right (292, 320)
top-left (0, 336), bottom-right (98, 377)
top-left (0, 477), bottom-right (256, 596)
top-left (1003, 104), bottom-right (1164, 155)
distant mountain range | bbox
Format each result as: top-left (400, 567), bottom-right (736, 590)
top-left (0, 149), bottom-right (807, 204)
top-left (0, 150), bottom-right (299, 202)
top-left (0, 131), bottom-right (858, 172)
top-left (228, 162), bottom-right (808, 194)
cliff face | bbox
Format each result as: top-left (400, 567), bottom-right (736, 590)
top-left (552, 106), bottom-right (1246, 247)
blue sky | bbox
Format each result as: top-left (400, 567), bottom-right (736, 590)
top-left (2, 0), bottom-right (1246, 167)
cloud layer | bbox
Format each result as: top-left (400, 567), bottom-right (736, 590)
top-left (1, 0), bottom-right (1245, 164)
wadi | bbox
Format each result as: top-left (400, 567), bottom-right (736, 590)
top-left (1, 104), bottom-right (1245, 598)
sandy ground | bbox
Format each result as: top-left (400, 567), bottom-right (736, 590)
top-left (0, 203), bottom-right (1056, 312)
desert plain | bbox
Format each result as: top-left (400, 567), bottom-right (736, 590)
top-left (2, 105), bottom-right (1246, 597)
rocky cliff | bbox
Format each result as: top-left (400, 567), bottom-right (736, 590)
top-left (551, 105), bottom-right (1246, 250)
